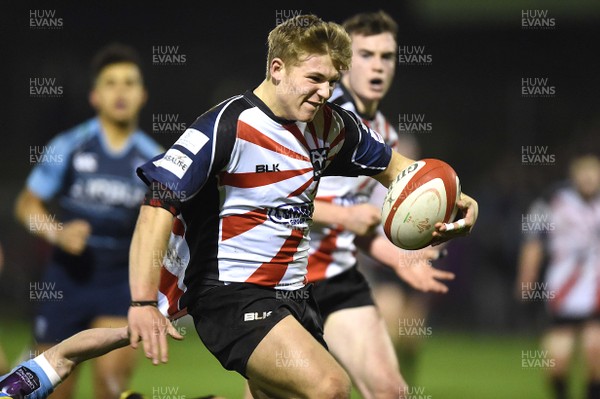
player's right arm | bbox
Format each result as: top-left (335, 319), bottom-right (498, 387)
top-left (127, 204), bottom-right (181, 365)
top-left (14, 189), bottom-right (90, 255)
top-left (515, 236), bottom-right (544, 299)
top-left (14, 130), bottom-right (92, 255)
top-left (127, 107), bottom-right (234, 364)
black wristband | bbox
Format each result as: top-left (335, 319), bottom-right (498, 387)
top-left (130, 300), bottom-right (158, 307)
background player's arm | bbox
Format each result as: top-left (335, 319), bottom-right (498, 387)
top-left (356, 234), bottom-right (454, 293)
top-left (0, 328), bottom-right (131, 399)
top-left (45, 327), bottom-right (130, 380)
top-left (312, 201), bottom-right (381, 236)
top-left (515, 237), bottom-right (544, 299)
top-left (128, 204), bottom-right (182, 365)
top-left (14, 188), bottom-right (91, 255)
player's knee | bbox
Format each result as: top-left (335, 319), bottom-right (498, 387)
top-left (311, 369), bottom-right (351, 399)
top-left (369, 371), bottom-right (404, 399)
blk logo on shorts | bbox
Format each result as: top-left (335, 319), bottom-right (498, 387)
top-left (310, 148), bottom-right (328, 180)
top-left (243, 311), bottom-right (273, 321)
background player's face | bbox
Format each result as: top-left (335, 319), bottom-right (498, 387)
top-left (344, 32), bottom-right (396, 105)
top-left (90, 62), bottom-right (147, 125)
top-left (571, 157), bottom-right (600, 199)
top-left (272, 54), bottom-right (339, 122)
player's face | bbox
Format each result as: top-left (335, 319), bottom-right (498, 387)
top-left (90, 62), bottom-right (146, 125)
top-left (273, 54), bottom-right (340, 122)
top-left (572, 160), bottom-right (600, 199)
top-left (344, 32), bottom-right (396, 105)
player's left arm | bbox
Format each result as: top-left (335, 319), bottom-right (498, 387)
top-left (372, 151), bottom-right (479, 243)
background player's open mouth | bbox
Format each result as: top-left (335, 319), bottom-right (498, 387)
top-left (369, 78), bottom-right (384, 90)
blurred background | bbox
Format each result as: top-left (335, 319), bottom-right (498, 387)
top-left (1, 0), bottom-right (599, 398)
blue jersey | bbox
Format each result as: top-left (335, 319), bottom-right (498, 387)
top-left (27, 118), bottom-right (162, 275)
top-left (0, 360), bottom-right (54, 399)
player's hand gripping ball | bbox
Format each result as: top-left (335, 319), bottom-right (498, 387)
top-left (382, 159), bottom-right (461, 249)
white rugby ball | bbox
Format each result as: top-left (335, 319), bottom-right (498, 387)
top-left (382, 158), bottom-right (461, 250)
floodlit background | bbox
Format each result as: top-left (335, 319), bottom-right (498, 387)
top-left (1, 1), bottom-right (599, 398)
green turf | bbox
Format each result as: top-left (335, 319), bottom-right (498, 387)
top-left (0, 319), bottom-right (587, 398)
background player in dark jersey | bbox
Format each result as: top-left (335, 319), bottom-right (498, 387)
top-left (516, 154), bottom-right (600, 399)
top-left (127, 15), bottom-right (478, 399)
top-left (14, 44), bottom-right (162, 399)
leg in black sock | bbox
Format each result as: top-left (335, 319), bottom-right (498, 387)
top-left (551, 377), bottom-right (567, 399)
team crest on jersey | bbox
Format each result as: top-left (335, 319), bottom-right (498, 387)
top-left (73, 152), bottom-right (98, 173)
top-left (310, 147), bottom-right (329, 180)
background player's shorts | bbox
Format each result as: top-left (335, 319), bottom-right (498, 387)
top-left (550, 313), bottom-right (600, 327)
top-left (312, 266), bottom-right (375, 321)
top-left (33, 262), bottom-right (130, 343)
top-left (188, 283), bottom-right (326, 378)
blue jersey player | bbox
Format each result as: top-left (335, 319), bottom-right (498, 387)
top-left (14, 43), bottom-right (162, 399)
top-left (0, 327), bottom-right (130, 399)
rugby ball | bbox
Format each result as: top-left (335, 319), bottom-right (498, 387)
top-left (382, 159), bottom-right (461, 250)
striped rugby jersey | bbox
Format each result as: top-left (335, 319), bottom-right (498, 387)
top-left (526, 185), bottom-right (600, 318)
top-left (137, 90), bottom-right (392, 318)
top-left (306, 83), bottom-right (399, 282)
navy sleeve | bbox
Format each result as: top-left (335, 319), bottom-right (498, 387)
top-left (324, 103), bottom-right (392, 177)
top-left (137, 96), bottom-right (242, 201)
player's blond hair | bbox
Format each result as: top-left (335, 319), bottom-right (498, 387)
top-left (266, 15), bottom-right (352, 79)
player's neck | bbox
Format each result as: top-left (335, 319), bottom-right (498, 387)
top-left (253, 80), bottom-right (284, 118)
top-left (341, 77), bottom-right (379, 119)
top-left (98, 116), bottom-right (136, 151)
top-left (254, 80), bottom-right (277, 115)
top-left (349, 93), bottom-right (378, 120)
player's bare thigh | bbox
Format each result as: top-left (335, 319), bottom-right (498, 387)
top-left (323, 305), bottom-right (405, 399)
top-left (246, 315), bottom-right (350, 399)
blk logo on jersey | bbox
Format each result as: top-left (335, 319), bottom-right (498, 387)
top-left (310, 148), bottom-right (329, 180)
top-left (256, 163), bottom-right (280, 173)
